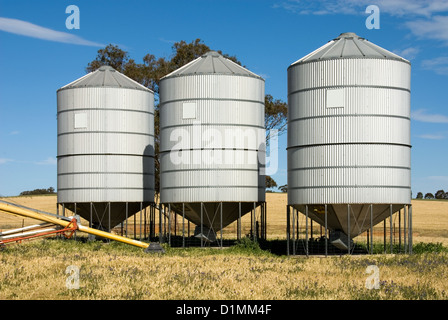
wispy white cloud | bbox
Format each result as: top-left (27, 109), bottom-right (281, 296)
top-left (272, 0), bottom-right (360, 15)
top-left (0, 17), bottom-right (104, 47)
top-left (274, 0), bottom-right (448, 44)
top-left (421, 56), bottom-right (448, 75)
top-left (0, 157), bottom-right (57, 166)
top-left (393, 47), bottom-right (420, 60)
top-left (274, 0), bottom-right (448, 17)
top-left (0, 158), bottom-right (13, 165)
top-left (411, 109), bottom-right (448, 123)
top-left (8, 130), bottom-right (20, 135)
top-left (35, 157), bottom-right (57, 165)
top-left (372, 0), bottom-right (448, 17)
top-left (158, 37), bottom-right (177, 44)
top-left (406, 15), bottom-right (448, 45)
top-left (416, 133), bottom-right (445, 140)
top-left (427, 176), bottom-right (448, 182)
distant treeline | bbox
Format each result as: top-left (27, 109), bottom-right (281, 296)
top-left (415, 189), bottom-right (448, 200)
top-left (20, 187), bottom-right (56, 196)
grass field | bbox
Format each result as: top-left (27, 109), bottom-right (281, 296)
top-left (1, 194), bottom-right (448, 300)
top-left (0, 238), bottom-right (447, 300)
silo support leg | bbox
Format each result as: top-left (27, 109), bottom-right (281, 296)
top-left (291, 207), bottom-right (296, 256)
top-left (286, 205), bottom-right (290, 256)
top-left (238, 202), bottom-right (241, 241)
top-left (90, 202), bottom-right (93, 229)
top-left (261, 202), bottom-right (265, 240)
top-left (305, 205), bottom-right (309, 257)
top-left (168, 203), bottom-right (171, 246)
top-left (347, 204), bottom-right (350, 255)
top-left (108, 202), bottom-right (111, 237)
top-left (409, 205), bottom-right (413, 254)
top-left (74, 203), bottom-right (77, 241)
top-left (201, 202), bottom-right (203, 248)
top-left (133, 204), bottom-right (136, 240)
top-left (220, 202), bottom-right (223, 248)
top-left (159, 204), bottom-right (162, 243)
top-left (264, 202), bottom-right (267, 240)
top-left (182, 203), bottom-right (185, 248)
top-left (325, 204), bottom-right (328, 257)
top-left (140, 202), bottom-right (143, 241)
top-left (253, 202), bottom-right (257, 243)
top-left (398, 209), bottom-right (401, 253)
top-left (370, 204), bottom-right (373, 254)
top-left (404, 204), bottom-right (407, 254)
top-left (390, 204), bottom-right (393, 254)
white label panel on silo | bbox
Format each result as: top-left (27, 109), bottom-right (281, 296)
top-left (326, 88), bottom-right (345, 108)
top-left (183, 102), bottom-right (196, 119)
top-left (74, 113), bottom-right (87, 129)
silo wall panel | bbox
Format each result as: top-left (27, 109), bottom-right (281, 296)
top-left (57, 86), bottom-right (155, 204)
top-left (288, 87), bottom-right (410, 119)
top-left (288, 144), bottom-right (410, 168)
top-left (160, 74), bottom-right (265, 102)
top-left (159, 73), bottom-right (265, 204)
top-left (288, 59), bottom-right (411, 92)
top-left (288, 116), bottom-right (410, 147)
top-left (287, 58), bottom-right (411, 207)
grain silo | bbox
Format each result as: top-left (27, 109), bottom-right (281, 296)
top-left (57, 65), bottom-right (155, 231)
top-left (287, 32), bottom-right (412, 254)
top-left (159, 51), bottom-right (266, 245)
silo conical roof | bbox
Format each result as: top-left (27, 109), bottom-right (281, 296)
top-left (58, 65), bottom-right (152, 92)
top-left (290, 32), bottom-right (410, 67)
top-left (162, 50), bottom-right (264, 80)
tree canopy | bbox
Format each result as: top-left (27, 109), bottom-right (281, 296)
top-left (86, 39), bottom-right (242, 95)
top-left (435, 189), bottom-right (447, 199)
top-left (425, 193), bottom-right (435, 199)
top-left (20, 187), bottom-right (56, 196)
top-left (415, 190), bottom-right (447, 200)
top-left (86, 39), bottom-right (288, 193)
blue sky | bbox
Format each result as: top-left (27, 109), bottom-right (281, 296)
top-left (0, 0), bottom-right (447, 197)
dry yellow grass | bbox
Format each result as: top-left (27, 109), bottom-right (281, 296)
top-left (0, 195), bottom-right (58, 229)
top-left (409, 199), bottom-right (448, 245)
top-left (1, 240), bottom-right (447, 300)
top-left (1, 194), bottom-right (448, 300)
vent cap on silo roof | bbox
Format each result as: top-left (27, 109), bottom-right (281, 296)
top-left (161, 50), bottom-right (264, 80)
top-left (58, 65), bottom-right (152, 92)
top-left (289, 32), bottom-right (410, 67)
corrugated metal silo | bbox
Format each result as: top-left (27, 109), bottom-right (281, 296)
top-left (287, 33), bottom-right (412, 252)
top-left (159, 51), bottom-right (266, 242)
top-left (57, 65), bottom-right (155, 230)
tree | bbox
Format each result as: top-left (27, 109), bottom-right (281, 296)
top-left (20, 187), bottom-right (56, 196)
top-left (265, 94), bottom-right (287, 144)
top-left (435, 189), bottom-right (446, 199)
top-left (416, 192), bottom-right (423, 199)
top-left (265, 176), bottom-right (278, 190)
top-left (424, 193), bottom-right (434, 199)
top-left (278, 184), bottom-right (288, 193)
top-left (86, 40), bottom-right (288, 193)
top-left (86, 44), bottom-right (130, 74)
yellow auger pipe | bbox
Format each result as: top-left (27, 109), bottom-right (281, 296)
top-left (0, 202), bottom-right (150, 250)
top-left (77, 225), bottom-right (149, 249)
top-left (0, 202), bottom-right (67, 226)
